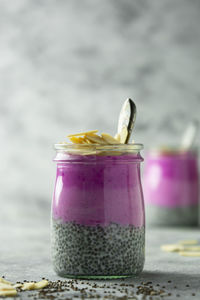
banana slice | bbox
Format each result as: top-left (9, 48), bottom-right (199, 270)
top-left (22, 282), bottom-right (35, 291)
top-left (34, 280), bottom-right (49, 289)
top-left (0, 290), bottom-right (17, 296)
top-left (178, 240), bottom-right (198, 245)
top-left (67, 130), bottom-right (98, 137)
top-left (85, 134), bottom-right (107, 144)
top-left (119, 126), bottom-right (128, 143)
top-left (0, 278), bottom-right (12, 285)
top-left (101, 133), bottom-right (119, 144)
top-left (179, 251), bottom-right (200, 257)
top-left (161, 244), bottom-right (184, 252)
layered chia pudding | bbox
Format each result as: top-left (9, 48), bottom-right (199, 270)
top-left (144, 148), bottom-right (199, 226)
top-left (51, 143), bottom-right (145, 279)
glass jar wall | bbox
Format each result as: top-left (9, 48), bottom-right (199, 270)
top-left (51, 144), bottom-right (145, 279)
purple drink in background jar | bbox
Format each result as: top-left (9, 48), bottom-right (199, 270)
top-left (51, 144), bottom-right (145, 278)
top-left (143, 148), bottom-right (199, 226)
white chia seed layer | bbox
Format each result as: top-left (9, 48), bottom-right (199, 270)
top-left (146, 205), bottom-right (198, 226)
top-left (51, 219), bottom-right (145, 277)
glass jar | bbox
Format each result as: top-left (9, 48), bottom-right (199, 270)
top-left (51, 143), bottom-right (145, 279)
top-left (143, 147), bottom-right (199, 226)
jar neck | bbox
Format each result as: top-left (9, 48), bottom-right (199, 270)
top-left (54, 143), bottom-right (144, 162)
top-left (54, 151), bottom-right (143, 163)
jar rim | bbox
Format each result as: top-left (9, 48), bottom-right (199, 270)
top-left (147, 145), bottom-right (198, 155)
top-left (54, 143), bottom-right (144, 152)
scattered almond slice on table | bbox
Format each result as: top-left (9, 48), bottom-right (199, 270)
top-left (21, 282), bottom-right (36, 291)
top-left (161, 244), bottom-right (184, 252)
top-left (0, 278), bottom-right (49, 297)
top-left (183, 246), bottom-right (200, 251)
top-left (13, 283), bottom-right (23, 288)
top-left (0, 290), bottom-right (17, 297)
top-left (0, 278), bottom-right (12, 285)
top-left (179, 251), bottom-right (200, 257)
top-left (34, 280), bottom-right (49, 289)
top-left (161, 240), bottom-right (200, 257)
top-left (178, 240), bottom-right (198, 245)
top-left (0, 283), bottom-right (15, 290)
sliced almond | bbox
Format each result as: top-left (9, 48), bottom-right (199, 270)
top-left (178, 240), bottom-right (198, 245)
top-left (13, 283), bottom-right (23, 288)
top-left (101, 133), bottom-right (119, 144)
top-left (183, 246), bottom-right (200, 251)
top-left (179, 251), bottom-right (200, 257)
top-left (22, 282), bottom-right (35, 291)
top-left (0, 283), bottom-right (15, 290)
top-left (69, 136), bottom-right (82, 144)
top-left (77, 137), bottom-right (88, 144)
top-left (85, 134), bottom-right (106, 144)
top-left (67, 130), bottom-right (98, 137)
top-left (34, 280), bottom-right (49, 289)
top-left (161, 244), bottom-right (184, 252)
top-left (0, 278), bottom-right (12, 285)
top-left (119, 126), bottom-right (128, 143)
top-left (84, 138), bottom-right (94, 144)
top-left (114, 133), bottom-right (121, 142)
top-left (0, 290), bottom-right (17, 296)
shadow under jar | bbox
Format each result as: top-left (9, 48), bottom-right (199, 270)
top-left (51, 144), bottom-right (145, 279)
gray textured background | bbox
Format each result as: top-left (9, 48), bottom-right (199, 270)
top-left (0, 0), bottom-right (200, 227)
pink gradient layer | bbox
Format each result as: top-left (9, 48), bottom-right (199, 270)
top-left (143, 151), bottom-right (199, 208)
top-left (52, 153), bottom-right (144, 227)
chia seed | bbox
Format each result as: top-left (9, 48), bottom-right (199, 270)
top-left (51, 219), bottom-right (145, 278)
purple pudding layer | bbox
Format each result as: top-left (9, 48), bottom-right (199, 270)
top-left (52, 153), bottom-right (144, 227)
top-left (144, 151), bottom-right (199, 208)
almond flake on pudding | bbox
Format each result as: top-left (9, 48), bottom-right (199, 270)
top-left (114, 133), bottom-right (121, 142)
top-left (85, 134), bottom-right (107, 144)
top-left (101, 133), bottom-right (119, 144)
top-left (67, 130), bottom-right (98, 137)
top-left (69, 136), bottom-right (82, 144)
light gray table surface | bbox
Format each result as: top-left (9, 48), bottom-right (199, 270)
top-left (0, 222), bottom-right (200, 300)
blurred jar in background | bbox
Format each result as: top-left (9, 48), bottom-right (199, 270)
top-left (143, 147), bottom-right (199, 226)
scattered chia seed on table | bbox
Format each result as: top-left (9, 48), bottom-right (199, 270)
top-left (51, 219), bottom-right (145, 277)
top-left (1, 276), bottom-right (199, 299)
